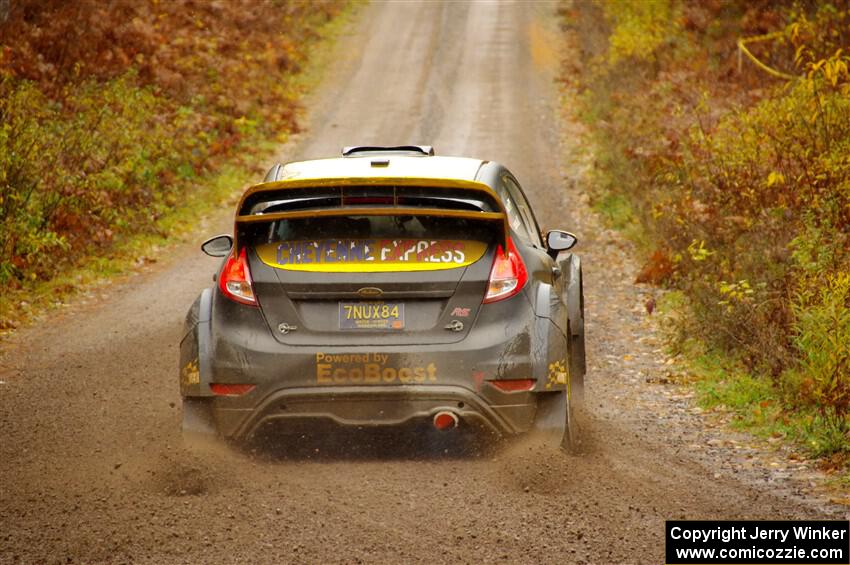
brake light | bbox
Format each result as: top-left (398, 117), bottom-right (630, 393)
top-left (489, 379), bottom-right (536, 392)
top-left (219, 247), bottom-right (257, 306)
top-left (483, 238), bottom-right (528, 303)
top-left (210, 383), bottom-right (256, 396)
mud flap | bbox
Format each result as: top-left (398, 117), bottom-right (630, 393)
top-left (182, 397), bottom-right (218, 443)
top-left (532, 390), bottom-right (575, 451)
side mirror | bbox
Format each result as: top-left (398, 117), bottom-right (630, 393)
top-left (546, 230), bottom-right (578, 253)
top-left (201, 234), bottom-right (233, 257)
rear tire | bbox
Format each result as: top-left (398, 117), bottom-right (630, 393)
top-left (557, 320), bottom-right (582, 453)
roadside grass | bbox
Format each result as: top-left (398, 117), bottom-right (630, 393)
top-left (577, 119), bottom-right (650, 247)
top-left (691, 344), bottom-right (850, 481)
top-left (0, 4), bottom-right (359, 340)
top-left (592, 189), bottom-right (630, 229)
top-left (657, 292), bottom-right (850, 485)
top-left (591, 191), bottom-right (646, 247)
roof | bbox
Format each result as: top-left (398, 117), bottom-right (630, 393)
top-left (273, 155), bottom-right (486, 183)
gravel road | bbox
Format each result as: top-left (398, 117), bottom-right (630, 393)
top-left (0, 2), bottom-right (845, 564)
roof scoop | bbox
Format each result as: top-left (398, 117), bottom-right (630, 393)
top-left (341, 145), bottom-right (435, 157)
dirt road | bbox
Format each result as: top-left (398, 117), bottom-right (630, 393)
top-left (0, 3), bottom-right (844, 564)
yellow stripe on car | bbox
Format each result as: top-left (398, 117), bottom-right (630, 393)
top-left (255, 238), bottom-right (487, 272)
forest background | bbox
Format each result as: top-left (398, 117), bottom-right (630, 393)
top-left (565, 0), bottom-right (849, 480)
top-left (0, 0), bottom-right (346, 328)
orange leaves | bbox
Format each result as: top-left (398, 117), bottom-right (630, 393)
top-left (0, 0), bottom-right (344, 107)
top-left (0, 0), bottom-right (346, 287)
top-left (635, 250), bottom-right (675, 286)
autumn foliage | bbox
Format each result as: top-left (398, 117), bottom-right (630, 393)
top-left (566, 0), bottom-right (849, 457)
top-left (0, 0), bottom-right (344, 290)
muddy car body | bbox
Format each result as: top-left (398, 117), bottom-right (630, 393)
top-left (179, 146), bottom-right (585, 448)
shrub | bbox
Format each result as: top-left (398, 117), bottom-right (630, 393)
top-left (667, 77), bottom-right (850, 375)
top-left (785, 273), bottom-right (850, 427)
top-left (569, 0), bottom-right (850, 458)
top-left (601, 0), bottom-right (678, 64)
top-left (0, 74), bottom-right (188, 283)
top-left (0, 1), bottom-right (346, 291)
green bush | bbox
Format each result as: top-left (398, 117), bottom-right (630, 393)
top-left (785, 273), bottom-right (850, 424)
top-left (601, 0), bottom-right (678, 64)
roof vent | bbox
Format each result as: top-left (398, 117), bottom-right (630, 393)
top-left (341, 145), bottom-right (435, 157)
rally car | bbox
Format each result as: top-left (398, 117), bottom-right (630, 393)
top-left (179, 145), bottom-right (586, 449)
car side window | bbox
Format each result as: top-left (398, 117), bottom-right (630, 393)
top-left (502, 175), bottom-right (543, 247)
top-left (497, 181), bottom-right (532, 243)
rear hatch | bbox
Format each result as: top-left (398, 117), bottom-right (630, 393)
top-left (237, 184), bottom-right (506, 346)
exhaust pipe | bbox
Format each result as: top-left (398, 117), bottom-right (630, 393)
top-left (433, 411), bottom-right (459, 430)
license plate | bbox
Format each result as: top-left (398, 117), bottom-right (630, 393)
top-left (339, 301), bottom-right (405, 330)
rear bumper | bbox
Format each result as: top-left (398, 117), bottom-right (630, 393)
top-left (180, 287), bottom-right (565, 441)
top-left (206, 384), bottom-right (538, 439)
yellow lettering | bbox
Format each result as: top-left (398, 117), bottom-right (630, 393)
top-left (413, 367), bottom-right (426, 382)
top-left (382, 367), bottom-right (397, 383)
top-left (364, 363), bottom-right (381, 383)
top-left (317, 357), bottom-right (436, 386)
top-left (317, 364), bottom-right (333, 384)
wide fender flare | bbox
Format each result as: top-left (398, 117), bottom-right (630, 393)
top-left (179, 288), bottom-right (215, 397)
top-left (565, 254), bottom-right (583, 337)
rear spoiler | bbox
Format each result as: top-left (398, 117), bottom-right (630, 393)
top-left (232, 177), bottom-right (510, 249)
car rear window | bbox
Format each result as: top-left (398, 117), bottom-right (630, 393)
top-left (245, 215), bottom-right (496, 272)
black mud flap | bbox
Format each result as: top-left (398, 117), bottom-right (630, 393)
top-left (181, 397), bottom-right (218, 446)
top-left (180, 289), bottom-right (219, 445)
top-left (532, 390), bottom-right (577, 451)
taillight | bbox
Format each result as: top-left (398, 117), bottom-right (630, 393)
top-left (483, 238), bottom-right (528, 303)
top-left (489, 379), bottom-right (536, 392)
top-left (219, 247), bottom-right (257, 306)
top-left (209, 383), bottom-right (256, 396)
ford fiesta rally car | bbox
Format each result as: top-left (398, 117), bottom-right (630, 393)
top-left (179, 145), bottom-right (586, 449)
